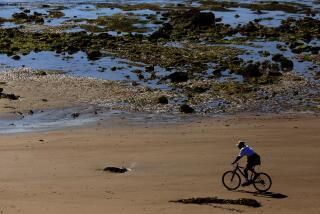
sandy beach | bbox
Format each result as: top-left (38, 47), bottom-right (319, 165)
top-left (0, 114), bottom-right (319, 214)
top-left (0, 0), bottom-right (319, 213)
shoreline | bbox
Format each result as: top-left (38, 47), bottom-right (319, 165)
top-left (0, 67), bottom-right (319, 133)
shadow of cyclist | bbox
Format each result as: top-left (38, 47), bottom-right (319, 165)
top-left (236, 190), bottom-right (288, 199)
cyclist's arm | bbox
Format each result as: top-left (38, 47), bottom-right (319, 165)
top-left (232, 156), bottom-right (242, 164)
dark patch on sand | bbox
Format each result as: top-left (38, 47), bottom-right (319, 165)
top-left (171, 197), bottom-right (261, 208)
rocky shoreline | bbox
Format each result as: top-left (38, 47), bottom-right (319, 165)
top-left (0, 68), bottom-right (318, 120)
top-left (0, 1), bottom-right (319, 119)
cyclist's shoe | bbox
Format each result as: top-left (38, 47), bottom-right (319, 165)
top-left (241, 180), bottom-right (252, 187)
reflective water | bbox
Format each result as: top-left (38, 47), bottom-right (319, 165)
top-left (0, 51), bottom-right (171, 89)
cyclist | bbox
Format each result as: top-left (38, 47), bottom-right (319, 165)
top-left (232, 140), bottom-right (261, 186)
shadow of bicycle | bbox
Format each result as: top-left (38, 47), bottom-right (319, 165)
top-left (236, 190), bottom-right (288, 199)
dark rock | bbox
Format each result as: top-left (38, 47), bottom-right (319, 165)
top-left (12, 12), bottom-right (28, 20)
top-left (149, 23), bottom-right (173, 40)
top-left (71, 112), bottom-right (80, 118)
top-left (192, 86), bottom-right (209, 93)
top-left (158, 96), bottom-right (168, 104)
top-left (243, 62), bottom-right (262, 77)
top-left (0, 88), bottom-right (3, 93)
top-left (12, 55), bottom-right (21, 60)
top-left (180, 104), bottom-right (195, 114)
top-left (241, 21), bottom-right (260, 32)
top-left (0, 93), bottom-right (20, 100)
top-left (23, 9), bottom-right (31, 14)
top-left (272, 54), bottom-right (293, 71)
top-left (131, 81), bottom-right (139, 86)
top-left (174, 9), bottom-right (215, 29)
top-left (215, 17), bottom-right (222, 22)
top-left (138, 74), bottom-right (144, 80)
top-left (167, 72), bottom-right (188, 83)
top-left (34, 17), bottom-right (44, 24)
top-left (48, 11), bottom-right (65, 18)
top-left (145, 66), bottom-right (154, 72)
top-left (272, 54), bottom-right (284, 62)
top-left (280, 58), bottom-right (294, 71)
top-left (103, 167), bottom-right (128, 173)
top-left (86, 50), bottom-right (102, 60)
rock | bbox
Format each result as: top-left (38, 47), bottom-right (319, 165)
top-left (167, 72), bottom-right (188, 83)
top-left (12, 12), bottom-right (28, 20)
top-left (180, 104), bottom-right (195, 114)
top-left (0, 93), bottom-right (20, 100)
top-left (279, 58), bottom-right (294, 71)
top-left (215, 17), bottom-right (223, 22)
top-left (149, 23), bottom-right (173, 40)
top-left (241, 21), bottom-right (260, 32)
top-left (145, 66), bottom-right (154, 72)
top-left (71, 112), bottom-right (80, 118)
top-left (243, 62), bottom-right (262, 77)
top-left (34, 17), bottom-right (44, 24)
top-left (174, 9), bottom-right (215, 29)
top-left (192, 86), bottom-right (209, 93)
top-left (272, 54), bottom-right (293, 71)
top-left (86, 50), bottom-right (102, 60)
top-left (131, 81), bottom-right (139, 86)
top-left (0, 88), bottom-right (3, 93)
top-left (12, 55), bottom-right (21, 60)
top-left (103, 167), bottom-right (128, 173)
top-left (158, 96), bottom-right (169, 104)
top-left (48, 11), bottom-right (65, 18)
top-left (138, 74), bottom-right (144, 80)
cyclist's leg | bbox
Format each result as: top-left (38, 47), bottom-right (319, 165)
top-left (241, 162), bottom-right (252, 186)
top-left (244, 163), bottom-right (254, 180)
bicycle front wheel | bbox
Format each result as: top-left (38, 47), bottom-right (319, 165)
top-left (253, 172), bottom-right (272, 192)
top-left (222, 171), bottom-right (241, 190)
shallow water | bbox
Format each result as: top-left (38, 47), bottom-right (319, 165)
top-left (0, 106), bottom-right (196, 134)
top-left (0, 51), bottom-right (171, 89)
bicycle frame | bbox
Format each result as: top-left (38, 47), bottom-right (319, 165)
top-left (232, 163), bottom-right (256, 180)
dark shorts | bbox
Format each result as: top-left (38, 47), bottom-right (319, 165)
top-left (247, 154), bottom-right (261, 169)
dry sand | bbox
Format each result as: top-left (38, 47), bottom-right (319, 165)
top-left (0, 114), bottom-right (319, 214)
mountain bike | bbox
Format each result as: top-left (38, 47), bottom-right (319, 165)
top-left (222, 163), bottom-right (272, 192)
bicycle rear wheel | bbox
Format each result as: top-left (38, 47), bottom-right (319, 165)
top-left (222, 171), bottom-right (241, 190)
top-left (253, 172), bottom-right (272, 192)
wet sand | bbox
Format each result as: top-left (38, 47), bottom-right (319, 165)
top-left (0, 115), bottom-right (319, 213)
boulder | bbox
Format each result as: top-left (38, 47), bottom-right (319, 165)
top-left (157, 96), bottom-right (168, 104)
top-left (242, 62), bottom-right (262, 77)
top-left (12, 12), bottom-right (29, 20)
top-left (86, 50), bottom-right (102, 60)
top-left (272, 54), bottom-right (293, 71)
top-left (180, 104), bottom-right (195, 114)
top-left (12, 55), bottom-right (21, 60)
top-left (167, 72), bottom-right (188, 83)
top-left (174, 9), bottom-right (215, 29)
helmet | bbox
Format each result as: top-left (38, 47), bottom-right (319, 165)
top-left (236, 140), bottom-right (246, 148)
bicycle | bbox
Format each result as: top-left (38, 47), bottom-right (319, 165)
top-left (222, 163), bottom-right (272, 192)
